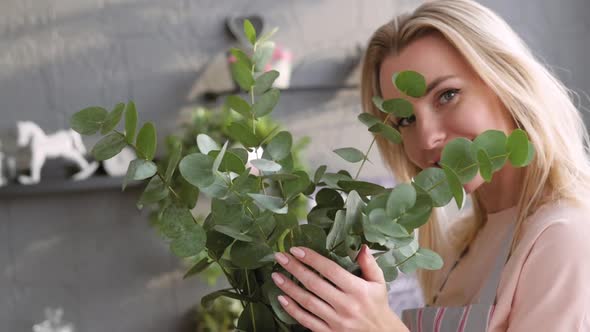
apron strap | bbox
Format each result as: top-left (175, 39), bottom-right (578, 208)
top-left (476, 221), bottom-right (516, 304)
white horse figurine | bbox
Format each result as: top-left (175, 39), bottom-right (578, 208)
top-left (17, 121), bottom-right (98, 185)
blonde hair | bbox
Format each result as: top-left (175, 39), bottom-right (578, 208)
top-left (361, 0), bottom-right (590, 304)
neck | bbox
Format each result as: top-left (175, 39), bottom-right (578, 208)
top-left (476, 164), bottom-right (525, 214)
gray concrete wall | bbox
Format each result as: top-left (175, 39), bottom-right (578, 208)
top-left (1, 0), bottom-right (589, 331)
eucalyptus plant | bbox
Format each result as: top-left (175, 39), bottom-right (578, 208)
top-left (69, 20), bottom-right (534, 331)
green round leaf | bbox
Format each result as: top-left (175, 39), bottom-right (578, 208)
top-left (441, 164), bottom-right (465, 210)
top-left (472, 129), bottom-right (507, 172)
top-left (225, 95), bottom-right (251, 118)
top-left (266, 131), bottom-right (292, 161)
top-left (136, 122), bottom-right (157, 160)
top-left (125, 101), bottom-right (138, 144)
top-left (229, 147), bottom-right (249, 164)
top-left (326, 210), bottom-right (348, 257)
top-left (283, 170), bottom-right (311, 199)
top-left (159, 206), bottom-right (195, 239)
top-left (333, 147), bottom-right (365, 163)
top-left (100, 103), bottom-right (125, 134)
top-left (92, 132), bottom-right (127, 161)
top-left (237, 302), bottom-right (276, 332)
top-left (358, 113), bottom-right (381, 128)
top-left (251, 158), bottom-right (282, 172)
top-left (382, 98), bottom-right (414, 118)
top-left (315, 188), bottom-right (344, 208)
top-left (386, 183), bottom-right (416, 218)
top-left (230, 241), bottom-right (274, 269)
top-left (338, 180), bottom-right (386, 196)
top-left (70, 106), bottom-right (108, 135)
top-left (369, 123), bottom-right (401, 144)
top-left (196, 133), bottom-right (220, 155)
top-left (253, 41), bottom-right (275, 72)
top-left (321, 172), bottom-right (351, 188)
top-left (208, 150), bottom-right (246, 173)
top-left (164, 137), bottom-right (182, 182)
top-left (170, 225), bottom-right (206, 258)
top-left (248, 193), bottom-right (287, 214)
top-left (372, 96), bottom-right (385, 112)
top-left (413, 168), bottom-right (453, 207)
top-left (263, 281), bottom-right (298, 325)
top-left (440, 137), bottom-right (478, 184)
top-left (295, 224), bottom-right (327, 255)
top-left (243, 19), bottom-right (257, 45)
top-left (179, 153), bottom-right (216, 188)
top-left (226, 122), bottom-right (261, 147)
top-left (137, 176), bottom-right (168, 207)
top-left (230, 48), bottom-right (252, 69)
top-left (254, 70), bottom-right (280, 95)
top-left (415, 248), bottom-right (444, 270)
top-left (394, 70), bottom-right (426, 98)
top-left (376, 251), bottom-right (399, 282)
top-left (212, 225), bottom-right (254, 242)
top-left (124, 159), bottom-right (157, 190)
top-left (231, 61), bottom-right (255, 91)
top-left (365, 209), bottom-right (409, 246)
top-left (314, 165), bottom-right (327, 184)
top-left (211, 141), bottom-right (228, 173)
top-left (398, 191), bottom-right (432, 231)
top-left (205, 229), bottom-right (234, 259)
top-left (506, 129), bottom-right (530, 166)
top-left (252, 88), bottom-right (280, 118)
top-left (476, 149), bottom-right (493, 182)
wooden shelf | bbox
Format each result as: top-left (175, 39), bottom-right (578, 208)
top-left (0, 175), bottom-right (142, 197)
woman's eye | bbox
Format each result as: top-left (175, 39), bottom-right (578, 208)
top-left (398, 115), bottom-right (416, 127)
top-left (439, 89), bottom-right (460, 105)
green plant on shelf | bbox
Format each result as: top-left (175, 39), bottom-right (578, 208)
top-left (69, 20), bottom-right (534, 331)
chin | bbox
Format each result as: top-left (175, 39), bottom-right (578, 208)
top-left (463, 174), bottom-right (485, 194)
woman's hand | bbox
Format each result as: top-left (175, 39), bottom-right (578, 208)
top-left (272, 244), bottom-right (409, 332)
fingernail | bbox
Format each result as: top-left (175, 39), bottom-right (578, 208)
top-left (271, 272), bottom-right (284, 285)
top-left (290, 247), bottom-right (305, 258)
top-left (275, 252), bottom-right (289, 265)
top-left (278, 295), bottom-right (289, 306)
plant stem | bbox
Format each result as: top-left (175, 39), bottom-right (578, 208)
top-left (355, 136), bottom-right (376, 180)
top-left (355, 114), bottom-right (392, 180)
top-left (245, 269), bottom-right (257, 332)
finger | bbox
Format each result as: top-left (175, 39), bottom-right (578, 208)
top-left (276, 294), bottom-right (331, 332)
top-left (358, 244), bottom-right (386, 284)
top-left (271, 272), bottom-right (339, 324)
top-left (288, 246), bottom-right (362, 290)
top-left (274, 251), bottom-right (346, 309)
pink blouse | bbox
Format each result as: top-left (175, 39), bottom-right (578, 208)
top-left (434, 199), bottom-right (590, 331)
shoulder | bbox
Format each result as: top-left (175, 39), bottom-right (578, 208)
top-left (519, 199), bottom-right (590, 252)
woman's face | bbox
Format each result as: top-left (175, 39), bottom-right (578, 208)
top-left (379, 33), bottom-right (516, 193)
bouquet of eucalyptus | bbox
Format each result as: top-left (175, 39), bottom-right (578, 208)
top-left (70, 21), bottom-right (534, 331)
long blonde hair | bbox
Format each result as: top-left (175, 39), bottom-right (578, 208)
top-left (360, 0), bottom-right (590, 304)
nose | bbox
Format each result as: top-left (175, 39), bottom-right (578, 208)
top-left (415, 111), bottom-right (446, 151)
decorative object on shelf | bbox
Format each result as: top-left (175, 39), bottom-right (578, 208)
top-left (0, 141), bottom-right (6, 187)
top-left (102, 146), bottom-right (136, 177)
top-left (32, 307), bottom-right (75, 332)
top-left (16, 121), bottom-right (98, 185)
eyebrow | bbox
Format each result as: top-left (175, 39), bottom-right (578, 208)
top-left (425, 75), bottom-right (457, 95)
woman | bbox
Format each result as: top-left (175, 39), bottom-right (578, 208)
top-left (271, 0), bottom-right (590, 331)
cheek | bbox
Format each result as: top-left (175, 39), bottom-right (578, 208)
top-left (401, 140), bottom-right (424, 169)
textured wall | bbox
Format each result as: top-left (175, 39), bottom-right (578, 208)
top-left (1, 0), bottom-right (589, 331)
